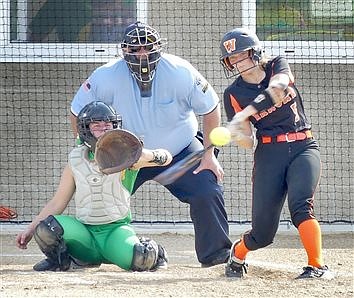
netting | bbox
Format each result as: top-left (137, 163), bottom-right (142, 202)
top-left (1, 0), bottom-right (353, 224)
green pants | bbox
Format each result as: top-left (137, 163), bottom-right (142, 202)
top-left (55, 215), bottom-right (139, 270)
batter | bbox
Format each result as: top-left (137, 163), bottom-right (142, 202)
top-left (219, 27), bottom-right (334, 279)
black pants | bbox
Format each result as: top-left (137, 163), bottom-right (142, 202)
top-left (132, 135), bottom-right (232, 264)
top-left (244, 139), bottom-right (321, 250)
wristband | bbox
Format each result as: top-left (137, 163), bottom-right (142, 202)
top-left (150, 150), bottom-right (168, 165)
top-left (250, 89), bottom-right (274, 112)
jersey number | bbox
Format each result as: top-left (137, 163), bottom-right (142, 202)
top-left (290, 102), bottom-right (300, 123)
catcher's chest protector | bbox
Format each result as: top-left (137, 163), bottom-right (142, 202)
top-left (69, 146), bottom-right (131, 224)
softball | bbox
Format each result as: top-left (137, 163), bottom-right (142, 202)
top-left (209, 126), bottom-right (231, 147)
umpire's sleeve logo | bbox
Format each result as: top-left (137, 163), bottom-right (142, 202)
top-left (223, 38), bottom-right (236, 54)
top-left (195, 77), bottom-right (209, 93)
top-left (82, 80), bottom-right (91, 92)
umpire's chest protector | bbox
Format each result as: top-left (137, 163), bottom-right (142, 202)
top-left (68, 146), bottom-right (131, 225)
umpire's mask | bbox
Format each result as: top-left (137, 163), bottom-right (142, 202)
top-left (121, 22), bottom-right (166, 97)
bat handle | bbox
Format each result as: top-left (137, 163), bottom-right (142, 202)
top-left (202, 144), bottom-right (215, 155)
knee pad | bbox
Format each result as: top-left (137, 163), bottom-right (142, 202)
top-left (131, 237), bottom-right (159, 271)
top-left (34, 215), bottom-right (71, 271)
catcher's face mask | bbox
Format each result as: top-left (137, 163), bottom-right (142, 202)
top-left (121, 22), bottom-right (166, 85)
top-left (77, 101), bottom-right (122, 151)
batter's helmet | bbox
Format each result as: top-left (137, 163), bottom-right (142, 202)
top-left (121, 21), bottom-right (164, 84)
top-left (77, 101), bottom-right (122, 151)
top-left (220, 28), bottom-right (264, 75)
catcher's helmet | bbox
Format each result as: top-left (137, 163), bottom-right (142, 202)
top-left (220, 28), bottom-right (263, 76)
top-left (77, 101), bottom-right (122, 151)
top-left (121, 21), bottom-right (164, 84)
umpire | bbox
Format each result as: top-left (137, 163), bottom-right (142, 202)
top-left (69, 21), bottom-right (232, 267)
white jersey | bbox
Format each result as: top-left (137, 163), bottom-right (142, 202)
top-left (68, 146), bottom-right (132, 225)
top-left (71, 53), bottom-right (220, 156)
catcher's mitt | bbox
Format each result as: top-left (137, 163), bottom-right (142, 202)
top-left (0, 206), bottom-right (17, 220)
top-left (95, 129), bottom-right (143, 175)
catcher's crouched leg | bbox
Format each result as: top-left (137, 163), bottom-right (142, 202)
top-left (33, 215), bottom-right (71, 271)
top-left (131, 237), bottom-right (168, 272)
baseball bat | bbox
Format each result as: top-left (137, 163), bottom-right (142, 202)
top-left (154, 144), bottom-right (213, 185)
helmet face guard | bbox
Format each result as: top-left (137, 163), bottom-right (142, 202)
top-left (77, 101), bottom-right (122, 151)
top-left (219, 28), bottom-right (263, 78)
top-left (121, 22), bottom-right (165, 84)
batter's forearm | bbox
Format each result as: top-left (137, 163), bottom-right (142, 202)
top-left (250, 73), bottom-right (291, 112)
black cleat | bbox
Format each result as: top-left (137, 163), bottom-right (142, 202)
top-left (33, 258), bottom-right (61, 272)
top-left (296, 265), bottom-right (334, 280)
top-left (224, 239), bottom-right (247, 278)
top-left (33, 257), bottom-right (100, 272)
top-left (225, 259), bottom-right (248, 278)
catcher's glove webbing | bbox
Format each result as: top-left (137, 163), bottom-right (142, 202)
top-left (95, 129), bottom-right (143, 175)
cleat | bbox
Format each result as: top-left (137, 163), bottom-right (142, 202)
top-left (33, 257), bottom-right (100, 272)
top-left (296, 265), bottom-right (335, 280)
top-left (225, 239), bottom-right (248, 278)
top-left (201, 248), bottom-right (230, 268)
top-left (225, 259), bottom-right (248, 278)
top-left (33, 258), bottom-right (61, 272)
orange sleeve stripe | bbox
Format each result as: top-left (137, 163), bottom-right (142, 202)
top-left (230, 94), bottom-right (243, 113)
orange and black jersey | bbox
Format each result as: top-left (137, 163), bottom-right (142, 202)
top-left (223, 56), bottom-right (311, 138)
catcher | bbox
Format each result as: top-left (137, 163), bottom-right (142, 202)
top-left (16, 101), bottom-right (172, 272)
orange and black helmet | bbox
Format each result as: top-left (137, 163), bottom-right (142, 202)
top-left (220, 28), bottom-right (263, 73)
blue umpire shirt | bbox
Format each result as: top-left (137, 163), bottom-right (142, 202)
top-left (71, 53), bottom-right (220, 156)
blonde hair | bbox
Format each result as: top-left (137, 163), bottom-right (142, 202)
top-left (258, 53), bottom-right (271, 70)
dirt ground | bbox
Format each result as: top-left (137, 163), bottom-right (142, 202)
top-left (1, 231), bottom-right (353, 298)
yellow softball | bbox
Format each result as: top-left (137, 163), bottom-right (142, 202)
top-left (209, 127), bottom-right (231, 147)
